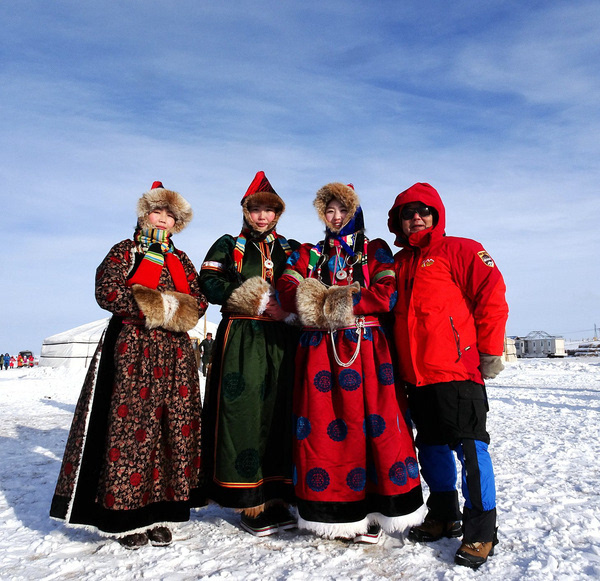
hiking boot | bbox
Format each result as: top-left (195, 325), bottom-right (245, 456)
top-left (118, 532), bottom-right (148, 549)
top-left (265, 504), bottom-right (297, 531)
top-left (354, 524), bottom-right (383, 545)
top-left (455, 539), bottom-right (497, 569)
top-left (147, 526), bottom-right (172, 546)
top-left (240, 511), bottom-right (279, 537)
top-left (408, 517), bottom-right (462, 542)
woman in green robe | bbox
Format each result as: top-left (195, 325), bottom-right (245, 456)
top-left (199, 171), bottom-right (300, 537)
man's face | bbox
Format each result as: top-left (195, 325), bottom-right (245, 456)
top-left (400, 202), bottom-right (434, 237)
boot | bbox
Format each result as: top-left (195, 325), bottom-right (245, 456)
top-left (408, 515), bottom-right (462, 542)
top-left (455, 531), bottom-right (499, 569)
top-left (147, 526), bottom-right (172, 546)
top-left (118, 532), bottom-right (148, 549)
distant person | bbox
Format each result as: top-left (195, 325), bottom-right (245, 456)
top-left (3, 353), bottom-right (9, 370)
top-left (276, 182), bottom-right (424, 543)
top-left (51, 182), bottom-right (207, 549)
top-left (387, 183), bottom-right (508, 570)
top-left (199, 332), bottom-right (214, 377)
top-left (199, 171), bottom-right (300, 537)
top-left (9, 356), bottom-right (15, 369)
top-left (17, 355), bottom-right (23, 368)
top-left (28, 354), bottom-right (34, 367)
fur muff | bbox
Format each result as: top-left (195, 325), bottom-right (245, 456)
top-left (163, 291), bottom-right (200, 332)
top-left (225, 276), bottom-right (272, 316)
top-left (137, 187), bottom-right (193, 234)
top-left (296, 278), bottom-right (329, 328)
top-left (313, 183), bottom-right (360, 233)
top-left (132, 285), bottom-right (166, 329)
top-left (322, 282), bottom-right (360, 330)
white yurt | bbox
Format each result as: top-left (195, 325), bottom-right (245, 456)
top-left (39, 318), bottom-right (110, 368)
top-left (39, 316), bottom-right (218, 369)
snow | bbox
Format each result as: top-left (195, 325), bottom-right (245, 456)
top-left (1, 358), bottom-right (600, 580)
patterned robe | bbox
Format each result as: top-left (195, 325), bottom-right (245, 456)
top-left (199, 234), bottom-right (300, 509)
top-left (276, 235), bottom-right (424, 537)
top-left (50, 239), bottom-right (207, 534)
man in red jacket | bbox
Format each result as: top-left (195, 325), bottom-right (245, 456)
top-left (387, 183), bottom-right (508, 570)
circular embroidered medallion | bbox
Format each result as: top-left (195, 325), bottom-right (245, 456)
top-left (314, 370), bottom-right (332, 393)
top-left (327, 418), bottom-right (348, 442)
top-left (365, 414), bottom-right (386, 438)
top-left (235, 448), bottom-right (260, 479)
top-left (296, 416), bottom-right (311, 440)
top-left (306, 467), bottom-right (330, 492)
top-left (406, 456), bottom-right (419, 479)
top-left (346, 467), bottom-right (367, 492)
top-left (339, 368), bottom-right (361, 391)
top-left (223, 372), bottom-right (245, 400)
top-left (389, 461), bottom-right (408, 487)
top-left (378, 363), bottom-right (394, 386)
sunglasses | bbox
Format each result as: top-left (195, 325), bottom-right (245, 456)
top-left (400, 205), bottom-right (432, 220)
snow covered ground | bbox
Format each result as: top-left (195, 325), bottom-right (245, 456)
top-left (1, 357), bottom-right (599, 580)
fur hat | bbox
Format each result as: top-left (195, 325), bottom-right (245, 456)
top-left (313, 182), bottom-right (360, 233)
top-left (137, 181), bottom-right (193, 234)
top-left (241, 171), bottom-right (285, 231)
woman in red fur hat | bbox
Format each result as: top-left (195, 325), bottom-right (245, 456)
top-left (277, 182), bottom-right (425, 543)
top-left (51, 182), bottom-right (207, 549)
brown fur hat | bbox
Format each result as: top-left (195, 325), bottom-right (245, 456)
top-left (313, 182), bottom-right (360, 233)
top-left (241, 171), bottom-right (285, 232)
top-left (137, 181), bottom-right (193, 234)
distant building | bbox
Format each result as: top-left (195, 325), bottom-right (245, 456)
top-left (514, 331), bottom-right (567, 358)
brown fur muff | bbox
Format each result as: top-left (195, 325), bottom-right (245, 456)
top-left (313, 182), bottom-right (360, 234)
top-left (131, 285), bottom-right (199, 332)
top-left (132, 285), bottom-right (165, 329)
top-left (323, 282), bottom-right (360, 330)
top-left (164, 291), bottom-right (200, 332)
top-left (296, 278), bottom-right (329, 328)
top-left (225, 276), bottom-right (272, 315)
top-left (137, 187), bottom-right (193, 234)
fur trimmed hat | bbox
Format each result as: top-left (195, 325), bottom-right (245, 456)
top-left (241, 171), bottom-right (285, 231)
top-left (313, 182), bottom-right (360, 233)
top-left (137, 181), bottom-right (193, 234)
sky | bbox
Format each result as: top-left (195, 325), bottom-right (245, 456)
top-left (2, 0), bottom-right (600, 354)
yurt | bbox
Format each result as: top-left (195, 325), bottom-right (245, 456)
top-left (39, 317), bottom-right (218, 369)
top-left (39, 318), bottom-right (110, 368)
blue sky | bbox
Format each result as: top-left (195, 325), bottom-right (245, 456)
top-left (2, 0), bottom-right (600, 354)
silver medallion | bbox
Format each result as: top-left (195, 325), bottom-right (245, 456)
top-left (336, 270), bottom-right (348, 280)
top-left (264, 259), bottom-right (274, 269)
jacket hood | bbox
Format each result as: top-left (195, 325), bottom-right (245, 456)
top-left (387, 182), bottom-right (446, 247)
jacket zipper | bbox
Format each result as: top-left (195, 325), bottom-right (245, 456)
top-left (450, 316), bottom-right (461, 362)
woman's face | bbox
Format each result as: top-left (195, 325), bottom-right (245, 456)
top-left (325, 199), bottom-right (348, 229)
top-left (248, 204), bottom-right (276, 231)
top-left (148, 207), bottom-right (176, 231)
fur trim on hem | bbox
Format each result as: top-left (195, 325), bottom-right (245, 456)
top-left (51, 517), bottom-right (177, 539)
top-left (298, 515), bottom-right (370, 539)
top-left (368, 505), bottom-right (428, 534)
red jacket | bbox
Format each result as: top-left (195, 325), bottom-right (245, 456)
top-left (387, 183), bottom-right (508, 387)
